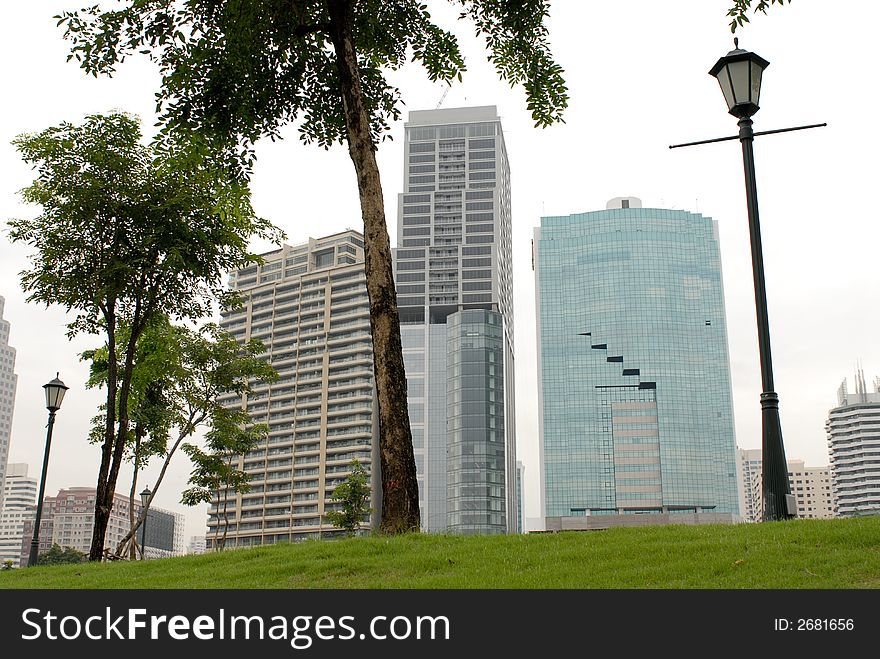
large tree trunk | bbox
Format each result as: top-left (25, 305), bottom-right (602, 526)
top-left (326, 0), bottom-right (420, 534)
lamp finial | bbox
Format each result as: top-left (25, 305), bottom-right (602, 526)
top-left (734, 37), bottom-right (739, 49)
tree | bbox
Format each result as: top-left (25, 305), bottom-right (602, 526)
top-left (325, 459), bottom-right (373, 537)
top-left (181, 406), bottom-right (271, 551)
top-left (83, 317), bottom-right (277, 557)
top-left (36, 544), bottom-right (87, 566)
top-left (56, 0), bottom-right (569, 534)
top-left (9, 112), bottom-right (283, 560)
top-left (728, 0), bottom-right (791, 31)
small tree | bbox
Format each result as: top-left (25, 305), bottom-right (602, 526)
top-left (181, 406), bottom-right (270, 551)
top-left (325, 459), bottom-right (373, 537)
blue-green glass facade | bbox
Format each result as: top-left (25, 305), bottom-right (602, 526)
top-left (446, 310), bottom-right (506, 534)
top-left (535, 204), bottom-right (740, 519)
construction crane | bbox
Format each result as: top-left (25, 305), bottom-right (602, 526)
top-left (435, 84), bottom-right (450, 109)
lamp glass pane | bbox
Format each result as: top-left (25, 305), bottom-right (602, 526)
top-left (727, 59), bottom-right (751, 105)
top-left (45, 384), bottom-right (66, 410)
top-left (717, 67), bottom-right (736, 111)
top-left (750, 60), bottom-right (764, 106)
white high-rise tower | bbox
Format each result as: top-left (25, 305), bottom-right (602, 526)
top-left (393, 106), bottom-right (516, 534)
top-left (0, 296), bottom-right (19, 511)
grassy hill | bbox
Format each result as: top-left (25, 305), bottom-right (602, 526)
top-left (2, 517), bottom-right (879, 589)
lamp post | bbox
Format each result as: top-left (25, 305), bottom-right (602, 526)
top-left (27, 374), bottom-right (68, 567)
top-left (709, 40), bottom-right (795, 521)
top-left (140, 486), bottom-right (152, 560)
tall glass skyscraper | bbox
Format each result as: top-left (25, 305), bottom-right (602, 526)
top-left (393, 106), bottom-right (516, 534)
top-left (534, 197), bottom-right (739, 527)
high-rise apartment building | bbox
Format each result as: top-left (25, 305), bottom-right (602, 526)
top-left (827, 370), bottom-right (880, 517)
top-left (737, 448), bottom-right (763, 523)
top-left (737, 449), bottom-right (835, 521)
top-left (534, 198), bottom-right (740, 530)
top-left (214, 231), bottom-right (379, 548)
top-left (787, 460), bottom-right (835, 519)
top-left (0, 295), bottom-right (18, 511)
top-left (0, 463), bottom-right (37, 567)
top-left (393, 106), bottom-right (516, 534)
top-left (18, 487), bottom-right (184, 562)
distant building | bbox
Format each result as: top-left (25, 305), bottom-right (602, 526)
top-left (143, 508), bottom-right (186, 560)
top-left (827, 370), bottom-right (880, 517)
top-left (737, 448), bottom-right (763, 523)
top-left (215, 230), bottom-right (379, 548)
top-left (534, 198), bottom-right (740, 531)
top-left (188, 535), bottom-right (207, 555)
top-left (737, 449), bottom-right (835, 521)
top-left (788, 461), bottom-right (835, 519)
top-left (0, 296), bottom-right (19, 511)
top-left (0, 463), bottom-right (37, 567)
top-left (19, 487), bottom-right (185, 562)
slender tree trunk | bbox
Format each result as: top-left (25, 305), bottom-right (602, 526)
top-left (326, 0), bottom-right (420, 534)
top-left (217, 459), bottom-right (233, 551)
top-left (91, 306), bottom-right (118, 561)
top-left (127, 426), bottom-right (143, 559)
top-left (114, 421), bottom-right (196, 555)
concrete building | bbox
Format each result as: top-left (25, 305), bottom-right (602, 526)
top-left (214, 231), bottom-right (379, 548)
top-left (393, 106), bottom-right (516, 534)
top-left (0, 463), bottom-right (37, 567)
top-left (0, 295), bottom-right (18, 511)
top-left (737, 449), bottom-right (835, 521)
top-left (534, 198), bottom-right (740, 530)
top-left (19, 487), bottom-right (184, 562)
top-left (827, 370), bottom-right (880, 517)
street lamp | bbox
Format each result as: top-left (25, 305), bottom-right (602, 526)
top-left (140, 486), bottom-right (152, 560)
top-left (709, 41), bottom-right (795, 521)
top-left (27, 374), bottom-right (69, 567)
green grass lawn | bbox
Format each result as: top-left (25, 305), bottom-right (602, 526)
top-left (2, 517), bottom-right (879, 589)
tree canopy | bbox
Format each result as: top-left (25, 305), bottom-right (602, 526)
top-left (58, 1), bottom-right (567, 158)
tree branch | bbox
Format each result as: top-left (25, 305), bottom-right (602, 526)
top-left (295, 23), bottom-right (331, 37)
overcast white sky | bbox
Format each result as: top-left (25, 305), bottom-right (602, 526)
top-left (2, 2), bottom-right (878, 540)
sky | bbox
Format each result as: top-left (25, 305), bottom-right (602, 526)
top-left (1, 2), bottom-right (878, 540)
